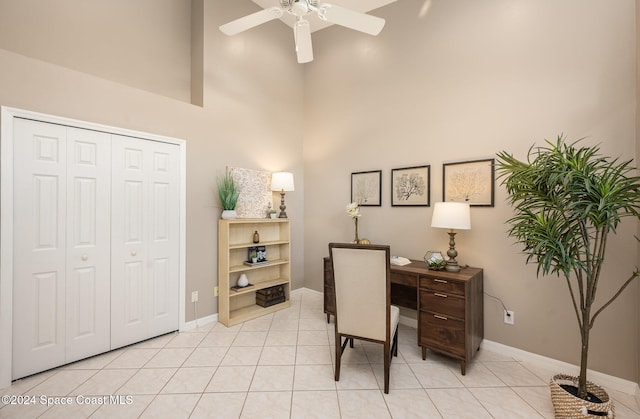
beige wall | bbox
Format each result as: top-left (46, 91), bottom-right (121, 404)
top-left (0, 0), bottom-right (193, 103)
top-left (304, 0), bottom-right (639, 382)
top-left (0, 0), bottom-right (305, 323)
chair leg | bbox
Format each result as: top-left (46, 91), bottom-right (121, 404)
top-left (334, 334), bottom-right (342, 382)
top-left (383, 341), bottom-right (390, 394)
top-left (393, 328), bottom-right (399, 357)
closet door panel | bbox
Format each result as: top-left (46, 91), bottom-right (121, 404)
top-left (65, 128), bottom-right (111, 362)
top-left (149, 144), bottom-right (180, 336)
top-left (111, 136), bottom-right (151, 347)
top-left (12, 119), bottom-right (67, 379)
top-left (111, 137), bottom-right (180, 347)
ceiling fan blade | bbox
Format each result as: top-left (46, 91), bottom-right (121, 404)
top-left (294, 19), bottom-right (313, 64)
top-left (317, 3), bottom-right (385, 36)
top-left (219, 7), bottom-right (284, 36)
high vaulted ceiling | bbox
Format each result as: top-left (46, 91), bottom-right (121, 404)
top-left (251, 0), bottom-right (397, 32)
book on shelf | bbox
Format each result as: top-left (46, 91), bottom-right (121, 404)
top-left (243, 260), bottom-right (270, 267)
top-left (230, 283), bottom-right (255, 292)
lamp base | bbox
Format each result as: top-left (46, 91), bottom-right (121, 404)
top-left (445, 260), bottom-right (461, 272)
top-left (278, 191), bottom-right (288, 219)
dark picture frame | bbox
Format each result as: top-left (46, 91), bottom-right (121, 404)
top-left (442, 158), bottom-right (495, 206)
top-left (351, 170), bottom-right (382, 206)
top-left (391, 165), bottom-right (430, 206)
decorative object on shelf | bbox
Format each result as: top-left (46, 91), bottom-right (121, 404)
top-left (424, 250), bottom-right (445, 270)
top-left (228, 167), bottom-right (272, 218)
top-left (256, 285), bottom-right (286, 307)
top-left (346, 202), bottom-right (369, 244)
top-left (253, 231), bottom-right (260, 243)
top-left (269, 209), bottom-right (277, 219)
top-left (391, 165), bottom-right (430, 206)
top-left (431, 201), bottom-right (471, 272)
top-left (271, 171), bottom-right (295, 218)
top-left (237, 273), bottom-right (249, 288)
top-left (497, 136), bottom-right (640, 414)
top-left (248, 246), bottom-right (267, 263)
top-left (443, 158), bottom-right (495, 206)
top-left (351, 170), bottom-right (382, 206)
top-left (217, 172), bottom-right (240, 219)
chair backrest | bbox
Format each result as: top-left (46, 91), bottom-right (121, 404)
top-left (329, 243), bottom-right (391, 342)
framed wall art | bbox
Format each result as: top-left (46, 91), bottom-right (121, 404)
top-left (391, 165), bottom-right (430, 206)
top-left (442, 158), bottom-right (495, 206)
top-left (228, 166), bottom-right (272, 218)
top-left (351, 170), bottom-right (382, 206)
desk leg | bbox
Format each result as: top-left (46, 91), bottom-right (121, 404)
top-left (326, 313), bottom-right (330, 324)
top-left (460, 361), bottom-right (466, 376)
top-left (421, 346), bottom-right (427, 360)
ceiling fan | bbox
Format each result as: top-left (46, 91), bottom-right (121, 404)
top-left (219, 0), bottom-right (386, 64)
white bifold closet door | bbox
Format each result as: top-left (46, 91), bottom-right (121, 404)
top-left (12, 119), bottom-right (111, 379)
top-left (12, 119), bottom-right (180, 380)
top-left (110, 135), bottom-right (180, 349)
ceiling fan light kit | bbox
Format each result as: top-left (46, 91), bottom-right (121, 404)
top-left (219, 0), bottom-right (386, 63)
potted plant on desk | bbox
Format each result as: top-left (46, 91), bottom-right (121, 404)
top-left (496, 136), bottom-right (640, 418)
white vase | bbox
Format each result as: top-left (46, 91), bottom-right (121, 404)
top-left (221, 209), bottom-right (237, 219)
top-left (237, 273), bottom-right (249, 287)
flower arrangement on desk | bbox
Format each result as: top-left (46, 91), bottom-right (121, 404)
top-left (346, 202), bottom-right (362, 243)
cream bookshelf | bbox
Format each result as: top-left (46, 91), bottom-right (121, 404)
top-left (218, 218), bottom-right (291, 326)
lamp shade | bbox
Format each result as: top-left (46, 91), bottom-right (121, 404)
top-left (271, 172), bottom-right (295, 191)
top-left (431, 202), bottom-right (471, 230)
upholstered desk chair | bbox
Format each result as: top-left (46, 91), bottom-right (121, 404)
top-left (328, 243), bottom-right (399, 394)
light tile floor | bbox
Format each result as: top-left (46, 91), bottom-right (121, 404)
top-left (1, 289), bottom-right (639, 418)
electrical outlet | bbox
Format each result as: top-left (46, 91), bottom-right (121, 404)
top-left (214, 286), bottom-right (219, 297)
top-left (191, 291), bottom-right (199, 303)
top-left (504, 310), bottom-right (514, 325)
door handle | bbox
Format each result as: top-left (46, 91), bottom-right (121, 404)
top-left (81, 254), bottom-right (88, 261)
top-left (131, 250), bottom-right (137, 256)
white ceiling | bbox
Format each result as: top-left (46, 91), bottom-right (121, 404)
top-left (251, 0), bottom-right (397, 32)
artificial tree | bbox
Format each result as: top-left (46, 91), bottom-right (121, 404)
top-left (496, 136), bottom-right (640, 400)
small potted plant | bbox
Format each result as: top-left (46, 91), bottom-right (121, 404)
top-left (250, 251), bottom-right (258, 264)
top-left (496, 136), bottom-right (640, 417)
top-left (217, 172), bottom-right (240, 219)
top-left (269, 209), bottom-right (277, 219)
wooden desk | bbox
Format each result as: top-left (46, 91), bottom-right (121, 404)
top-left (323, 257), bottom-right (483, 375)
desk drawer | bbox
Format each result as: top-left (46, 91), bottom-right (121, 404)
top-left (420, 311), bottom-right (465, 357)
top-left (420, 291), bottom-right (464, 318)
top-left (391, 272), bottom-right (418, 287)
top-left (420, 276), bottom-right (465, 296)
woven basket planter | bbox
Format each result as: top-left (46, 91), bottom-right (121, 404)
top-left (550, 374), bottom-right (614, 418)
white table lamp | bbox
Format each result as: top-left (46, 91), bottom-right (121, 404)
top-left (431, 202), bottom-right (471, 272)
top-left (271, 172), bottom-right (295, 218)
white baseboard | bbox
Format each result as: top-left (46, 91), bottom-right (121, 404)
top-left (181, 313), bottom-right (218, 331)
top-left (482, 339), bottom-right (639, 396)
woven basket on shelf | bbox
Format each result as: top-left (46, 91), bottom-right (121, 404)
top-left (550, 374), bottom-right (614, 418)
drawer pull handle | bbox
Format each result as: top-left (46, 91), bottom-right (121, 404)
top-left (434, 314), bottom-right (448, 321)
top-left (434, 279), bottom-right (448, 284)
top-left (434, 292), bottom-right (447, 298)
